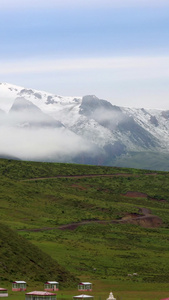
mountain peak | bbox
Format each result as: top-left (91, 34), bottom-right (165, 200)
top-left (80, 95), bottom-right (120, 117)
top-left (10, 97), bottom-right (41, 113)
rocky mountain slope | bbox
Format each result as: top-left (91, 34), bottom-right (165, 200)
top-left (0, 82), bottom-right (169, 170)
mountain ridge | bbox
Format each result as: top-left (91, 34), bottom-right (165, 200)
top-left (0, 82), bottom-right (169, 170)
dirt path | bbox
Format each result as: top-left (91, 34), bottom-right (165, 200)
top-left (21, 173), bottom-right (137, 181)
top-left (17, 207), bottom-right (162, 232)
top-left (57, 207), bottom-right (162, 229)
top-left (21, 172), bottom-right (158, 181)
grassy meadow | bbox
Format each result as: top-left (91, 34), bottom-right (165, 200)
top-left (1, 159), bottom-right (169, 299)
top-left (2, 280), bottom-right (169, 300)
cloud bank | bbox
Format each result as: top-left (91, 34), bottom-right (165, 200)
top-left (1, 56), bottom-right (169, 79)
top-left (0, 97), bottom-right (98, 161)
top-left (0, 126), bottom-right (97, 161)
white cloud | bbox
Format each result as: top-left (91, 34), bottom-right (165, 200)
top-left (1, 56), bottom-right (169, 80)
top-left (0, 126), bottom-right (97, 161)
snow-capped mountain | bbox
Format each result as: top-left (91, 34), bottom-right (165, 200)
top-left (0, 82), bottom-right (169, 170)
top-left (9, 97), bottom-right (63, 128)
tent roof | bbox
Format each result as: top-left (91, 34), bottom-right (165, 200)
top-left (45, 282), bottom-right (59, 284)
top-left (74, 295), bottom-right (93, 298)
top-left (79, 282), bottom-right (92, 285)
top-left (13, 281), bottom-right (26, 284)
top-left (26, 291), bottom-right (56, 296)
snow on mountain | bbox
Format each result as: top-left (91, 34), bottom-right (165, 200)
top-left (9, 97), bottom-right (64, 129)
top-left (121, 106), bottom-right (169, 150)
top-left (0, 82), bottom-right (169, 168)
top-left (0, 83), bottom-right (98, 162)
top-left (0, 82), bottom-right (81, 113)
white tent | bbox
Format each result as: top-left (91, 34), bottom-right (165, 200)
top-left (73, 295), bottom-right (93, 299)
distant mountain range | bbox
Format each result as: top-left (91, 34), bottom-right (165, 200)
top-left (1, 82), bottom-right (169, 170)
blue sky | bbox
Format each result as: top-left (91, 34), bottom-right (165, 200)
top-left (1, 0), bottom-right (169, 109)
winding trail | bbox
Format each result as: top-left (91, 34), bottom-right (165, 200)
top-left (18, 172), bottom-right (161, 231)
top-left (17, 207), bottom-right (162, 232)
top-left (21, 172), bottom-right (157, 181)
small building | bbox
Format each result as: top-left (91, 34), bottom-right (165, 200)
top-left (0, 288), bottom-right (8, 297)
top-left (78, 282), bottom-right (92, 291)
top-left (25, 291), bottom-right (56, 300)
top-left (107, 292), bottom-right (116, 300)
top-left (73, 295), bottom-right (93, 300)
top-left (44, 281), bottom-right (59, 291)
top-left (12, 281), bottom-right (26, 291)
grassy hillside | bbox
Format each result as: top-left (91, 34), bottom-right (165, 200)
top-left (1, 158), bottom-right (169, 289)
top-left (0, 222), bottom-right (77, 286)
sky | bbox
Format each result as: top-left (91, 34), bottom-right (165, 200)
top-left (0, 0), bottom-right (169, 109)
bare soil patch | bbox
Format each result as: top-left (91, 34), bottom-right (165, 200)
top-left (71, 184), bottom-right (87, 190)
top-left (120, 215), bottom-right (162, 228)
top-left (122, 191), bottom-right (167, 203)
top-left (122, 191), bottom-right (148, 198)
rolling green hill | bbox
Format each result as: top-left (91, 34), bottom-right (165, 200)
top-left (0, 222), bottom-right (77, 286)
top-left (1, 158), bottom-right (169, 287)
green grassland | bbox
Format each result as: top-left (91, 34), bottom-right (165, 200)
top-left (1, 159), bottom-right (169, 299)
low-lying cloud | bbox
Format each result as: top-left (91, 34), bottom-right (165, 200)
top-left (0, 125), bottom-right (98, 161)
top-left (0, 95), bottom-right (100, 162)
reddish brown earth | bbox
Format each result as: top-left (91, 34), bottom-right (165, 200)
top-left (119, 207), bottom-right (162, 228)
top-left (122, 191), bottom-right (167, 202)
top-left (71, 184), bottom-right (87, 190)
top-left (123, 191), bottom-right (148, 198)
